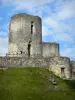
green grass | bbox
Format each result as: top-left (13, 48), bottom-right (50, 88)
top-left (0, 67), bottom-right (75, 100)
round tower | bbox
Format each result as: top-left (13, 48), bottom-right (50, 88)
top-left (8, 13), bottom-right (42, 57)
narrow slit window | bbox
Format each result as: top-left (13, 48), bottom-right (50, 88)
top-left (31, 21), bottom-right (34, 34)
top-left (20, 51), bottom-right (22, 54)
top-left (28, 41), bottom-right (31, 57)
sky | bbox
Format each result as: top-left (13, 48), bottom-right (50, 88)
top-left (0, 0), bottom-right (75, 61)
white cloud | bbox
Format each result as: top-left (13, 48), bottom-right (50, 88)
top-left (0, 31), bottom-right (8, 37)
top-left (0, 31), bottom-right (8, 56)
top-left (2, 0), bottom-right (54, 10)
top-left (57, 0), bottom-right (75, 20)
top-left (0, 23), bottom-right (9, 32)
top-left (31, 5), bottom-right (52, 18)
top-left (42, 26), bottom-right (52, 36)
top-left (0, 37), bottom-right (8, 56)
top-left (0, 17), bottom-right (3, 21)
top-left (43, 16), bottom-right (74, 43)
top-left (60, 47), bottom-right (75, 60)
top-left (53, 33), bottom-right (74, 43)
top-left (43, 17), bottom-right (58, 28)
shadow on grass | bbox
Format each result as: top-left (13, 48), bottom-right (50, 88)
top-left (64, 80), bottom-right (75, 90)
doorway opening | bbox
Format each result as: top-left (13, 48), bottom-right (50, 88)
top-left (61, 68), bottom-right (65, 78)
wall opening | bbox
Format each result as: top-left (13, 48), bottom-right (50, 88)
top-left (31, 21), bottom-right (34, 34)
top-left (20, 51), bottom-right (22, 54)
top-left (28, 41), bottom-right (31, 57)
top-left (61, 68), bottom-right (65, 78)
top-left (73, 72), bottom-right (75, 77)
top-left (70, 64), bottom-right (73, 78)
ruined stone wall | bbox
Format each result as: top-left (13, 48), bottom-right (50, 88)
top-left (70, 61), bottom-right (75, 79)
top-left (8, 14), bottom-right (42, 57)
top-left (49, 57), bottom-right (71, 79)
top-left (0, 56), bottom-right (71, 79)
top-left (42, 42), bottom-right (60, 58)
top-left (0, 57), bottom-right (49, 68)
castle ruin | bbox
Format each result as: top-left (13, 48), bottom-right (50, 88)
top-left (0, 13), bottom-right (75, 79)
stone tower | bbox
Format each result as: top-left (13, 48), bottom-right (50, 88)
top-left (42, 42), bottom-right (60, 57)
top-left (8, 14), bottom-right (42, 57)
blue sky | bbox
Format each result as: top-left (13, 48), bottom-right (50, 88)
top-left (0, 0), bottom-right (75, 61)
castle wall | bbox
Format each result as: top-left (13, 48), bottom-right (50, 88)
top-left (8, 14), bottom-right (42, 57)
top-left (0, 57), bottom-right (49, 68)
top-left (70, 61), bottom-right (75, 79)
top-left (0, 56), bottom-right (71, 79)
top-left (49, 57), bottom-right (71, 79)
top-left (42, 42), bottom-right (60, 57)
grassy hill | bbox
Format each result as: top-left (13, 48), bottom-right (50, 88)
top-left (0, 67), bottom-right (75, 100)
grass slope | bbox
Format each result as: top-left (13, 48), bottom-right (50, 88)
top-left (0, 67), bottom-right (75, 100)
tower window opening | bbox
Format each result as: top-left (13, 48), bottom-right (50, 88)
top-left (28, 41), bottom-right (31, 57)
top-left (31, 21), bottom-right (34, 34)
top-left (20, 51), bottom-right (22, 54)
